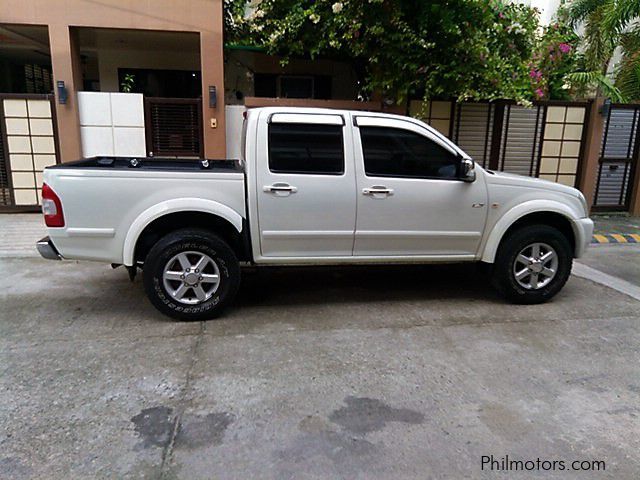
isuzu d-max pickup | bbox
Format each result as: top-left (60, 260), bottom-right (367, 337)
top-left (37, 107), bottom-right (593, 320)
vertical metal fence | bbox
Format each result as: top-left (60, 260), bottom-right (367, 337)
top-left (0, 106), bottom-right (11, 208)
top-left (593, 104), bottom-right (640, 211)
top-left (415, 99), bottom-right (590, 189)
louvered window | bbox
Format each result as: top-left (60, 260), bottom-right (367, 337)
top-left (145, 98), bottom-right (203, 158)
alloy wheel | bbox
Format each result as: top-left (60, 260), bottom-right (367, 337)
top-left (162, 251), bottom-right (221, 305)
top-left (512, 242), bottom-right (559, 290)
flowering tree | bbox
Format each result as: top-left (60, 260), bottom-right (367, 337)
top-left (528, 7), bottom-right (581, 101)
top-left (227, 0), bottom-right (548, 103)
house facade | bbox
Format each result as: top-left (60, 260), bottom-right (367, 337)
top-left (1, 1), bottom-right (639, 215)
top-left (0, 0), bottom-right (226, 210)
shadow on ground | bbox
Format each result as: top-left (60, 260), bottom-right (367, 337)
top-left (237, 263), bottom-right (496, 307)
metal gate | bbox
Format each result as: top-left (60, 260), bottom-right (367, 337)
top-left (495, 103), bottom-right (546, 177)
top-left (593, 104), bottom-right (640, 211)
top-left (450, 101), bottom-right (590, 187)
top-left (144, 97), bottom-right (203, 158)
top-left (451, 102), bottom-right (495, 168)
top-left (0, 107), bottom-right (11, 207)
top-left (0, 94), bottom-right (59, 211)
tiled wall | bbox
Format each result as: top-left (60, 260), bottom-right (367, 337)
top-left (538, 106), bottom-right (586, 187)
top-left (3, 98), bottom-right (57, 206)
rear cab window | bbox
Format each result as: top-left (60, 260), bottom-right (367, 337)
top-left (268, 123), bottom-right (344, 175)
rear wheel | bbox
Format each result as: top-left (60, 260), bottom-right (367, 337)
top-left (142, 229), bottom-right (240, 320)
top-left (491, 224), bottom-right (572, 304)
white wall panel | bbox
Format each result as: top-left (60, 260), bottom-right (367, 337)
top-left (78, 92), bottom-right (145, 158)
top-left (225, 105), bottom-right (245, 160)
top-left (111, 93), bottom-right (145, 127)
top-left (78, 92), bottom-right (112, 126)
top-left (113, 127), bottom-right (146, 156)
top-left (80, 126), bottom-right (115, 157)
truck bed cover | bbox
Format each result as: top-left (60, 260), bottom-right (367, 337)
top-left (48, 156), bottom-right (243, 173)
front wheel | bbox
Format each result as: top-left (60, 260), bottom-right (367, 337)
top-left (142, 229), bottom-right (240, 320)
top-left (491, 224), bottom-right (572, 304)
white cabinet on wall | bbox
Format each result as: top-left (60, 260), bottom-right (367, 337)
top-left (78, 92), bottom-right (146, 158)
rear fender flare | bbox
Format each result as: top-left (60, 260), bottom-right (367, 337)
top-left (122, 198), bottom-right (243, 266)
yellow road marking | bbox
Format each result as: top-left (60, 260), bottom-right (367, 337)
top-left (630, 234), bottom-right (640, 242)
top-left (593, 234), bottom-right (609, 243)
top-left (611, 234), bottom-right (627, 243)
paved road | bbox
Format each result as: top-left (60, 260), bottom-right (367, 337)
top-left (0, 214), bottom-right (46, 257)
top-left (1, 247), bottom-right (639, 479)
top-left (579, 244), bottom-right (640, 287)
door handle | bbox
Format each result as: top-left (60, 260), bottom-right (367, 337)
top-left (263, 183), bottom-right (298, 194)
top-left (363, 186), bottom-right (394, 196)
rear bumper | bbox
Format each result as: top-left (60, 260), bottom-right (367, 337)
top-left (36, 236), bottom-right (62, 260)
top-left (575, 217), bottom-right (594, 258)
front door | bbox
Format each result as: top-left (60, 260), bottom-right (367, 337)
top-left (255, 112), bottom-right (356, 257)
top-left (352, 116), bottom-right (488, 257)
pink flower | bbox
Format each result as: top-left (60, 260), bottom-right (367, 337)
top-left (535, 88), bottom-right (544, 98)
top-left (558, 43), bottom-right (571, 54)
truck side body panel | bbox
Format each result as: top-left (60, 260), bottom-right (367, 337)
top-left (44, 167), bottom-right (245, 264)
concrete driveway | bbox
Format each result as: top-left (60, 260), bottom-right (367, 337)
top-left (1, 246), bottom-right (639, 479)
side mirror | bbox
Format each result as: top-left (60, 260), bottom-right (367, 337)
top-left (460, 158), bottom-right (476, 183)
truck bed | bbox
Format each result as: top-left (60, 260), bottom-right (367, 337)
top-left (43, 156), bottom-right (246, 264)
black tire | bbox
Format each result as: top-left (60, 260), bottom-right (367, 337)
top-left (142, 229), bottom-right (240, 321)
top-left (491, 224), bottom-right (572, 304)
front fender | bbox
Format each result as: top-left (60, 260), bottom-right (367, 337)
top-left (122, 198), bottom-right (243, 266)
top-left (480, 200), bottom-right (582, 263)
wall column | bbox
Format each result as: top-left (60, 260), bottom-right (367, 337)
top-left (629, 154), bottom-right (640, 215)
top-left (577, 97), bottom-right (605, 211)
top-left (48, 24), bottom-right (83, 162)
top-left (200, 28), bottom-right (226, 159)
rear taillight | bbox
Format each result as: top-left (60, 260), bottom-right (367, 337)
top-left (42, 183), bottom-right (65, 227)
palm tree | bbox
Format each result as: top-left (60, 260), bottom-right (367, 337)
top-left (567, 0), bottom-right (640, 101)
top-left (615, 23), bottom-right (640, 100)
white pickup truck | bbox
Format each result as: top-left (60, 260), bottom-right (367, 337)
top-left (37, 107), bottom-right (593, 320)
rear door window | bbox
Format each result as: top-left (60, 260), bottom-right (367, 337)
top-left (268, 123), bottom-right (344, 175)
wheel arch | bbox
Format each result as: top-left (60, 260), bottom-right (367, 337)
top-left (123, 199), bottom-right (245, 266)
top-left (481, 203), bottom-right (579, 263)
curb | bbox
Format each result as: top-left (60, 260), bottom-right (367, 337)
top-left (591, 233), bottom-right (640, 244)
